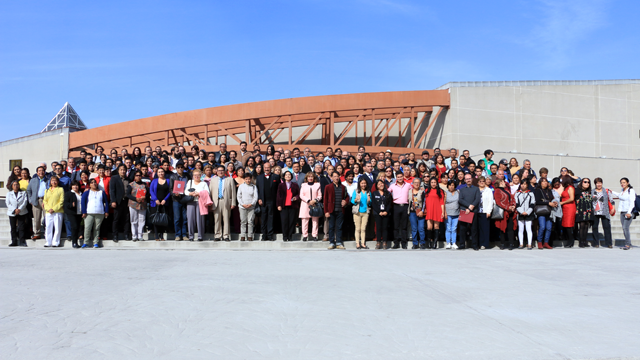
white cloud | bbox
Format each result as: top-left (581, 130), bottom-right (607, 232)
top-left (525, 0), bottom-right (609, 68)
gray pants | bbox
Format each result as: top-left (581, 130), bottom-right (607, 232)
top-left (620, 213), bottom-right (633, 247)
top-left (239, 206), bottom-right (255, 238)
top-left (84, 214), bottom-right (104, 246)
top-left (129, 207), bottom-right (146, 240)
top-left (32, 198), bottom-right (44, 234)
top-left (187, 202), bottom-right (206, 240)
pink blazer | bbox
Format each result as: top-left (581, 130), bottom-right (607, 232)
top-left (299, 182), bottom-right (322, 219)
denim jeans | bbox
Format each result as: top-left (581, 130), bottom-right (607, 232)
top-left (537, 216), bottom-right (552, 243)
top-left (409, 212), bottom-right (426, 246)
top-left (445, 216), bottom-right (458, 244)
top-left (173, 201), bottom-right (188, 237)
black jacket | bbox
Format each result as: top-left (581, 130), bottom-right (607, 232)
top-left (360, 172), bottom-right (376, 191)
top-left (256, 173), bottom-right (281, 204)
top-left (63, 191), bottom-right (80, 216)
top-left (317, 173), bottom-right (331, 197)
top-left (109, 175), bottom-right (128, 204)
top-left (371, 190), bottom-right (392, 216)
top-left (534, 188), bottom-right (553, 206)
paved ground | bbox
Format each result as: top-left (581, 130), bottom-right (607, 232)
top-left (1, 249), bottom-right (639, 360)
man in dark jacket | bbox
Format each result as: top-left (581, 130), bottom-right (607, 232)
top-left (109, 164), bottom-right (131, 241)
top-left (324, 171), bottom-right (349, 250)
top-left (256, 163), bottom-right (281, 241)
top-left (458, 173), bottom-right (481, 250)
top-left (314, 163), bottom-right (332, 241)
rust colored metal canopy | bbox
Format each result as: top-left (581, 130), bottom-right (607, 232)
top-left (69, 90), bottom-right (449, 155)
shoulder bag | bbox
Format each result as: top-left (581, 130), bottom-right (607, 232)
top-left (606, 189), bottom-right (616, 216)
top-left (180, 180), bottom-right (195, 204)
top-left (491, 204), bottom-right (504, 220)
top-left (534, 190), bottom-right (552, 217)
top-left (151, 205), bottom-right (169, 227)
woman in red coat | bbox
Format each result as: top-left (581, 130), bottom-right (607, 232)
top-left (559, 175), bottom-right (576, 247)
top-left (494, 178), bottom-right (517, 250)
top-left (276, 171), bottom-right (300, 242)
top-left (424, 177), bottom-right (445, 249)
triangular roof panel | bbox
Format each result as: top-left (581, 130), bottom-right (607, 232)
top-left (41, 102), bottom-right (88, 132)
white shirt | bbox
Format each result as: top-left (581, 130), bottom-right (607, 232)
top-left (87, 190), bottom-right (104, 214)
top-left (75, 192), bottom-right (83, 215)
top-left (184, 180), bottom-right (209, 202)
top-left (342, 181), bottom-right (358, 197)
top-left (612, 188), bottom-right (637, 215)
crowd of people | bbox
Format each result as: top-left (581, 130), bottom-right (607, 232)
top-left (5, 143), bottom-right (637, 250)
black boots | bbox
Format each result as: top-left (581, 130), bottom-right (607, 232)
top-left (432, 229), bottom-right (440, 249)
top-left (72, 240), bottom-right (79, 248)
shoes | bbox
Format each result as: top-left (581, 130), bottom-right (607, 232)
top-left (214, 238), bottom-right (221, 242)
top-left (93, 244), bottom-right (99, 248)
top-left (248, 237), bottom-right (253, 241)
top-left (474, 248), bottom-right (479, 251)
top-left (412, 245), bottom-right (419, 249)
top-left (543, 243), bottom-right (553, 249)
top-left (126, 234), bottom-right (132, 241)
top-left (518, 246), bottom-right (524, 249)
top-left (302, 236), bottom-right (308, 242)
top-left (44, 245), bottom-right (51, 247)
top-left (8, 243), bottom-right (17, 247)
top-left (608, 245), bottom-right (612, 249)
top-left (392, 242), bottom-right (400, 249)
top-left (176, 237), bottom-right (183, 241)
top-left (420, 244), bottom-right (427, 250)
top-left (133, 238), bottom-right (139, 242)
top-left (452, 244), bottom-right (458, 250)
top-left (537, 242), bottom-right (543, 249)
top-left (327, 244), bottom-right (336, 250)
top-left (311, 237), bottom-right (318, 241)
top-left (57, 244), bottom-right (64, 247)
top-left (527, 246), bottom-right (532, 250)
top-left (19, 243), bottom-right (27, 247)
top-left (445, 243), bottom-right (451, 249)
top-left (336, 244), bottom-right (345, 249)
top-left (401, 243), bottom-right (408, 249)
top-left (240, 237), bottom-right (245, 241)
top-left (81, 244), bottom-right (88, 248)
top-left (480, 246), bottom-right (486, 250)
top-left (322, 238), bottom-right (329, 242)
top-left (224, 238), bottom-right (230, 242)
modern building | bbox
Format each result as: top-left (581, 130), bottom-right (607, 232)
top-left (1, 79), bottom-right (639, 196)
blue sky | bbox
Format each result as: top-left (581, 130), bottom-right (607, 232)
top-left (1, 0), bottom-right (638, 142)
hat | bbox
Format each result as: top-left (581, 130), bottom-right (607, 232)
top-left (499, 158), bottom-right (508, 165)
top-left (422, 150), bottom-right (430, 155)
top-left (175, 161), bottom-right (185, 168)
top-left (385, 149), bottom-right (392, 153)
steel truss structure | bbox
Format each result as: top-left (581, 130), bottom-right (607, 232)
top-left (69, 90), bottom-right (449, 155)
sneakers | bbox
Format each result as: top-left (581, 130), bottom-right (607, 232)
top-left (81, 244), bottom-right (88, 248)
top-left (452, 243), bottom-right (458, 250)
top-left (336, 244), bottom-right (345, 250)
top-left (480, 246), bottom-right (486, 250)
top-left (327, 244), bottom-right (336, 250)
top-left (93, 244), bottom-right (99, 248)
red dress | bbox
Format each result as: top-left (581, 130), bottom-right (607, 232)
top-left (435, 164), bottom-right (447, 178)
top-left (561, 185), bottom-right (576, 227)
top-left (424, 189), bottom-right (444, 222)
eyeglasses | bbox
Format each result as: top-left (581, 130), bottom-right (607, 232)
top-left (561, 169), bottom-right (567, 172)
top-left (583, 181), bottom-right (590, 184)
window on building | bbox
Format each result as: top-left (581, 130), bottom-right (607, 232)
top-left (9, 159), bottom-right (22, 171)
top-left (0, 181), bottom-right (4, 189)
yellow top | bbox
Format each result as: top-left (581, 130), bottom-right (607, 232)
top-left (19, 179), bottom-right (29, 191)
top-left (509, 166), bottom-right (521, 176)
top-left (43, 187), bottom-right (64, 213)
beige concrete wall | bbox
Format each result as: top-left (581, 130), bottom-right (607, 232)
top-left (0, 129), bottom-right (69, 197)
top-left (430, 84), bottom-right (640, 190)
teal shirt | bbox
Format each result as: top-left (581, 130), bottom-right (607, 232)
top-left (351, 190), bottom-right (369, 213)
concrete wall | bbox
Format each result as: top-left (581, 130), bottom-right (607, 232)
top-left (430, 84), bottom-right (640, 190)
top-left (0, 128), bottom-right (69, 197)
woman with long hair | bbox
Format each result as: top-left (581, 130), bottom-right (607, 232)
top-left (424, 176), bottom-right (445, 249)
top-left (559, 175), bottom-right (576, 248)
top-left (574, 178), bottom-right (594, 248)
top-left (477, 176), bottom-right (494, 250)
top-left (509, 157), bottom-right (520, 176)
top-left (149, 168), bottom-right (171, 241)
top-left (6, 165), bottom-right (21, 191)
top-left (371, 179), bottom-right (392, 249)
top-left (494, 179), bottom-right (517, 250)
top-left (64, 181), bottom-right (84, 248)
top-left (7, 180), bottom-right (28, 247)
top-left (351, 177), bottom-right (371, 249)
top-left (434, 154), bottom-right (447, 178)
top-left (408, 178), bottom-right (426, 249)
top-left (612, 178), bottom-right (636, 250)
top-left (515, 181), bottom-right (535, 249)
top-left (534, 178), bottom-right (556, 249)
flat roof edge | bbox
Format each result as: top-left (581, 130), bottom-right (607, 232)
top-left (436, 79), bottom-right (640, 90)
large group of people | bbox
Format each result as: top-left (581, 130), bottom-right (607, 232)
top-left (5, 143), bottom-right (637, 250)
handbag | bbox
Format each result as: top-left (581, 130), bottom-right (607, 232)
top-left (352, 193), bottom-right (361, 214)
top-left (309, 202), bottom-right (324, 217)
top-left (491, 204), bottom-right (504, 220)
top-left (534, 190), bottom-right (551, 217)
top-left (179, 181), bottom-right (195, 204)
top-left (151, 205), bottom-right (169, 227)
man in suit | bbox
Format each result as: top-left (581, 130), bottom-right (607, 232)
top-left (27, 166), bottom-right (48, 239)
top-left (361, 162), bottom-right (375, 191)
top-left (239, 141), bottom-right (252, 166)
top-left (291, 162), bottom-right (305, 188)
top-left (214, 143), bottom-right (229, 164)
top-left (256, 163), bottom-right (281, 241)
top-left (109, 164), bottom-right (131, 241)
top-left (209, 165), bottom-right (237, 241)
top-left (123, 157), bottom-right (137, 182)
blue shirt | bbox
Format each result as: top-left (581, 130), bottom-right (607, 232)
top-left (218, 177), bottom-right (225, 199)
top-left (37, 177), bottom-right (46, 198)
top-left (351, 190), bottom-right (369, 213)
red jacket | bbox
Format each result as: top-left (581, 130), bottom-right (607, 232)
top-left (276, 182), bottom-right (300, 209)
top-left (323, 182), bottom-right (349, 213)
